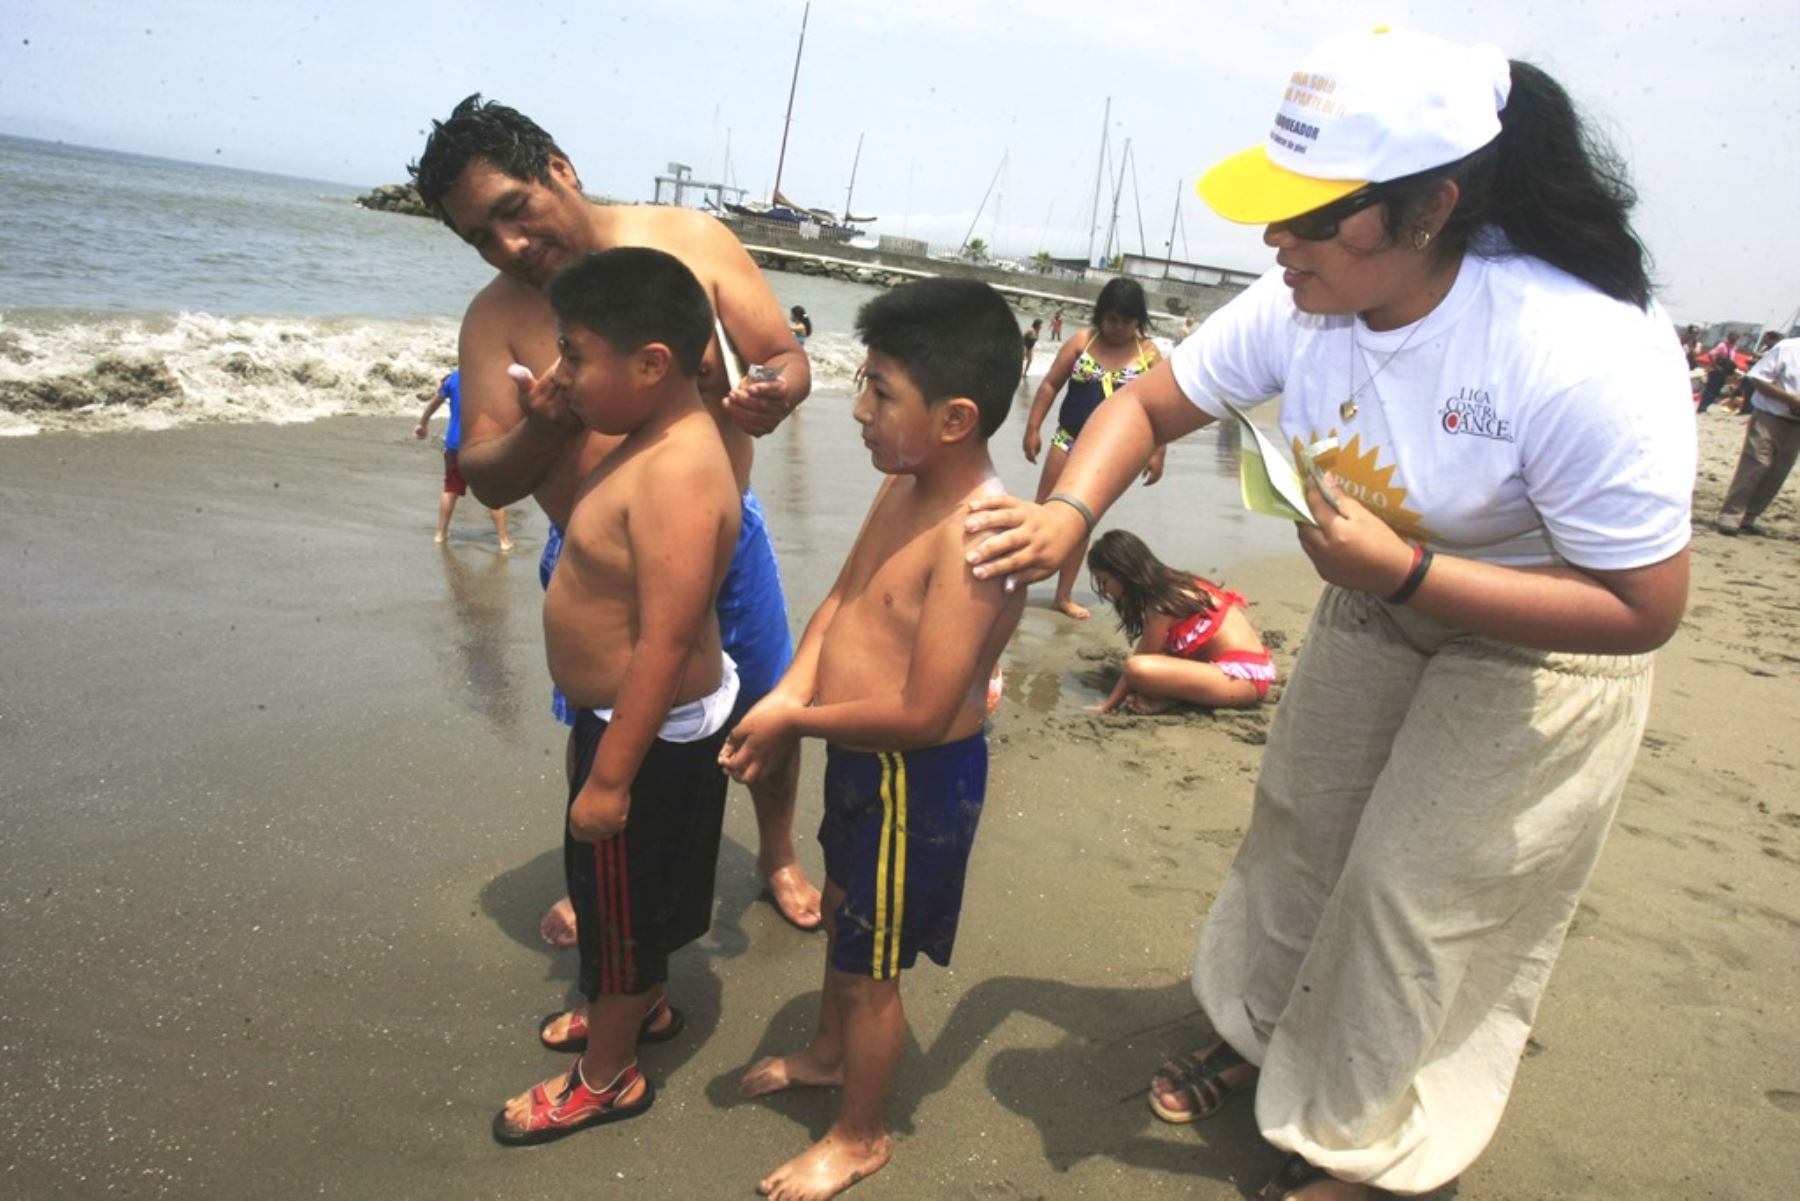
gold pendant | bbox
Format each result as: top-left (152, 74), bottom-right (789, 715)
top-left (1340, 398), bottom-right (1358, 421)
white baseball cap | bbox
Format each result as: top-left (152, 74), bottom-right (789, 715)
top-left (1199, 26), bottom-right (1513, 224)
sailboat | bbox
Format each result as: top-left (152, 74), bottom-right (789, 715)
top-left (722, 3), bottom-right (874, 242)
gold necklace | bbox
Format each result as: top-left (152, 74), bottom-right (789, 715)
top-left (1342, 318), bottom-right (1426, 422)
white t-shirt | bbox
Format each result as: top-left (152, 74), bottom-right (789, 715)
top-left (1746, 338), bottom-right (1800, 421)
top-left (1171, 247), bottom-right (1695, 569)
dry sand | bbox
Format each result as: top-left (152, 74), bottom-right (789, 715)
top-left (0, 408), bottom-right (1796, 1199)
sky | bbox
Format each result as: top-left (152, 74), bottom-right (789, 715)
top-left (3, 0), bottom-right (1795, 326)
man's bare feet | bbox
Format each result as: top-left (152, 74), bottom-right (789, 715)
top-left (1053, 596), bottom-right (1092, 621)
top-left (762, 862), bottom-right (823, 931)
top-left (540, 897), bottom-right (578, 948)
top-left (740, 1047), bottom-right (843, 1098)
top-left (757, 1130), bottom-right (892, 1201)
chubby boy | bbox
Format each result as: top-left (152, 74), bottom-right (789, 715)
top-left (721, 279), bottom-right (1027, 1199)
top-left (493, 248), bottom-right (742, 1144)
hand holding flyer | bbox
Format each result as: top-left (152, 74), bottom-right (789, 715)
top-left (1220, 398), bottom-right (1330, 526)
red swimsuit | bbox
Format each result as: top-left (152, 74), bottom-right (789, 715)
top-left (1163, 581), bottom-right (1278, 699)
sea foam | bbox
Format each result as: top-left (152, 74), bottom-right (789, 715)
top-left (0, 310), bottom-right (865, 437)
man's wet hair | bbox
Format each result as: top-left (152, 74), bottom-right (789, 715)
top-left (854, 279), bottom-right (1021, 438)
top-left (408, 94), bottom-right (571, 230)
top-left (546, 248), bottom-right (715, 377)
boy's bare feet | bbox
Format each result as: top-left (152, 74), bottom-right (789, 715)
top-left (433, 531), bottom-right (447, 544)
top-left (1052, 597), bottom-right (1091, 621)
top-left (498, 538), bottom-right (516, 552)
top-left (763, 862), bottom-right (824, 931)
top-left (741, 1047), bottom-right (843, 1097)
top-left (757, 1130), bottom-right (892, 1201)
top-left (539, 897), bottom-right (579, 948)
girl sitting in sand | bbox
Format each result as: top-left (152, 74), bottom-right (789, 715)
top-left (1087, 530), bottom-right (1274, 714)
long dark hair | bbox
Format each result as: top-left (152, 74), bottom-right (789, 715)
top-left (1087, 529), bottom-right (1216, 642)
top-left (1380, 61), bottom-right (1651, 309)
top-left (1092, 278), bottom-right (1149, 329)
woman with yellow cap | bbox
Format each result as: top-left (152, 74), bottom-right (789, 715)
top-left (966, 27), bottom-right (1694, 1201)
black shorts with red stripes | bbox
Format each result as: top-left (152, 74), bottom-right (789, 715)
top-left (565, 709), bottom-right (730, 998)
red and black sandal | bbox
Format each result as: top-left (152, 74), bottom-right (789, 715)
top-left (491, 1059), bottom-right (656, 1146)
top-left (538, 993), bottom-right (686, 1053)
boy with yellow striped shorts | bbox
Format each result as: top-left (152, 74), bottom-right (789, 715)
top-left (720, 278), bottom-right (1026, 1201)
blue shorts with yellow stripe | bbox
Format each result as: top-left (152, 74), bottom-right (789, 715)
top-left (820, 730), bottom-right (988, 980)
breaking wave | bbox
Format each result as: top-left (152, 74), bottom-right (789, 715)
top-left (0, 310), bottom-right (867, 437)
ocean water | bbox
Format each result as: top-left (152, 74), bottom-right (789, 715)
top-left (0, 136), bottom-right (1286, 582)
top-left (0, 135), bottom-right (878, 436)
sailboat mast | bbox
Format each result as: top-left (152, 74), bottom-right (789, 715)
top-left (1103, 136), bottom-right (1130, 265)
top-left (843, 132), bottom-right (864, 221)
top-left (959, 151), bottom-right (1008, 257)
top-left (1164, 178), bottom-right (1182, 278)
top-left (771, 2), bottom-right (810, 203)
top-left (1086, 97), bottom-right (1111, 265)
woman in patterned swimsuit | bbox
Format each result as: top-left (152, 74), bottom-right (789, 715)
top-left (1021, 279), bottom-right (1165, 618)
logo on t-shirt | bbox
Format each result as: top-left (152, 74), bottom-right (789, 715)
top-left (1439, 386), bottom-right (1514, 442)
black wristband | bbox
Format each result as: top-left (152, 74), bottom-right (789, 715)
top-left (1385, 545), bottom-right (1434, 605)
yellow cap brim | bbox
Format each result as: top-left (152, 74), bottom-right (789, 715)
top-left (1197, 145), bottom-right (1367, 224)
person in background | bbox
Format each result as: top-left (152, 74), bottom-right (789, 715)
top-left (1722, 329), bottom-right (1782, 414)
top-left (1697, 329), bottom-right (1741, 411)
top-left (1050, 309), bottom-right (1064, 342)
top-left (967, 27), bottom-right (1692, 1199)
top-left (1087, 529), bottom-right (1274, 714)
top-left (1715, 328), bottom-right (1800, 535)
top-left (414, 369), bottom-right (513, 550)
top-left (1020, 279), bottom-right (1165, 619)
top-left (1021, 317), bottom-right (1043, 373)
top-left (789, 305), bottom-right (814, 346)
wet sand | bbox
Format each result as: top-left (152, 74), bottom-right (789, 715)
top-left (1, 404), bottom-right (1796, 1199)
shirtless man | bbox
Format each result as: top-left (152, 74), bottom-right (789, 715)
top-left (409, 94), bottom-right (821, 931)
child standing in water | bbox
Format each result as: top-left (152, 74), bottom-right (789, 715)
top-left (1088, 529), bottom-right (1274, 714)
top-left (720, 278), bottom-right (1026, 1201)
top-left (414, 369), bottom-right (514, 550)
top-left (491, 248), bottom-right (743, 1145)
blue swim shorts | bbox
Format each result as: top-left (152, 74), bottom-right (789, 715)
top-left (540, 488), bottom-right (794, 726)
top-left (716, 489), bottom-right (794, 716)
top-left (820, 730), bottom-right (988, 980)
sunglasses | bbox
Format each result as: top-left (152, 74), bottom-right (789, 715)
top-left (1280, 187), bottom-right (1387, 241)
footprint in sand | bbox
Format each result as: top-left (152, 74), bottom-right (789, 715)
top-left (1766, 1089), bottom-right (1800, 1113)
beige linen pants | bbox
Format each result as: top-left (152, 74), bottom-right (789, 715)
top-left (1194, 585), bottom-right (1653, 1194)
top-left (1716, 408), bottom-right (1800, 530)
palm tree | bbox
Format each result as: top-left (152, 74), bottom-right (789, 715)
top-left (964, 238), bottom-right (990, 262)
top-left (1030, 251), bottom-right (1055, 274)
